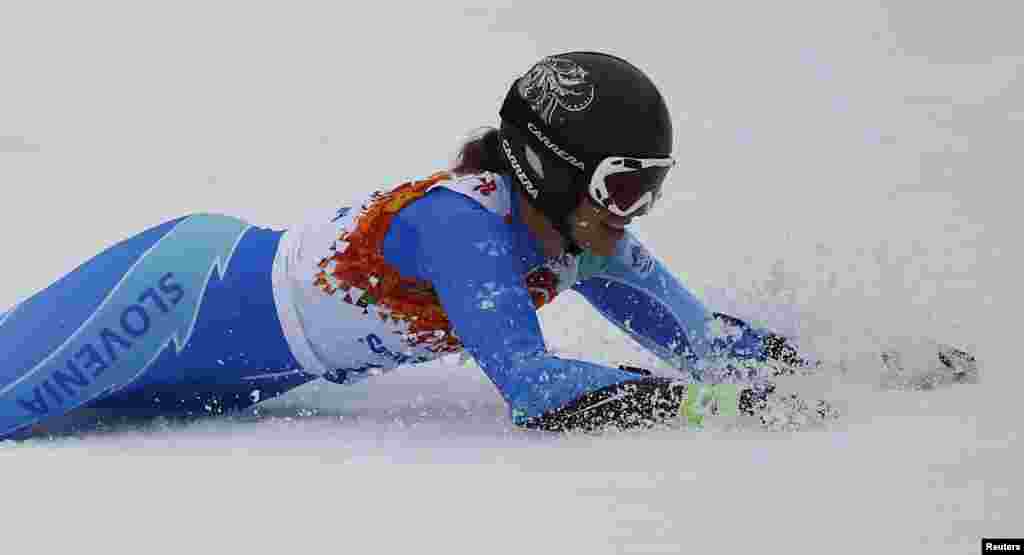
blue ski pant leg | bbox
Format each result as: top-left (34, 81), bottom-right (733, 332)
top-left (0, 214), bottom-right (316, 438)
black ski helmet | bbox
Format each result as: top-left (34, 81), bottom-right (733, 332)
top-left (498, 51), bottom-right (673, 252)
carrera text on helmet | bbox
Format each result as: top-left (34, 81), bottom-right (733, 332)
top-left (502, 138), bottom-right (539, 199)
top-left (526, 122), bottom-right (586, 172)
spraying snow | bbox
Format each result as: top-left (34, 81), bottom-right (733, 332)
top-left (2, 3), bottom-right (1020, 554)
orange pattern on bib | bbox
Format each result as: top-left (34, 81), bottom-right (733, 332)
top-left (313, 171), bottom-right (571, 354)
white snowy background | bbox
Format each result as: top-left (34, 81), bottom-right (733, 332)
top-left (1, 2), bottom-right (1020, 553)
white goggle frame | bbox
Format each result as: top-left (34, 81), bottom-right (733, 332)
top-left (587, 156), bottom-right (676, 217)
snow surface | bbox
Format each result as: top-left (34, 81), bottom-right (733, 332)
top-left (1, 2), bottom-right (1021, 553)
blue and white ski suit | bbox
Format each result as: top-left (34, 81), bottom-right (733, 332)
top-left (0, 171), bottom-right (770, 438)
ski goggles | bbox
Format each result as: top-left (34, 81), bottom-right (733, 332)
top-left (587, 156), bottom-right (676, 217)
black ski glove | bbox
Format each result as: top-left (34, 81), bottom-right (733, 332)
top-left (519, 375), bottom-right (687, 433)
top-left (519, 364), bottom-right (779, 433)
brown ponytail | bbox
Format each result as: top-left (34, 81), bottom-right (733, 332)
top-left (451, 127), bottom-right (507, 176)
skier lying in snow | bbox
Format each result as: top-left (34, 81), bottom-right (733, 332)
top-left (0, 51), bottom-right (973, 439)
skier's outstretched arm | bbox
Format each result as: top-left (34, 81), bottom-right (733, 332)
top-left (573, 232), bottom-right (788, 381)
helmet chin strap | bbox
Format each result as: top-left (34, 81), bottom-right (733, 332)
top-left (555, 219), bottom-right (583, 255)
top-left (554, 187), bottom-right (588, 255)
top-left (533, 189), bottom-right (584, 256)
top-left (527, 194), bottom-right (582, 256)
